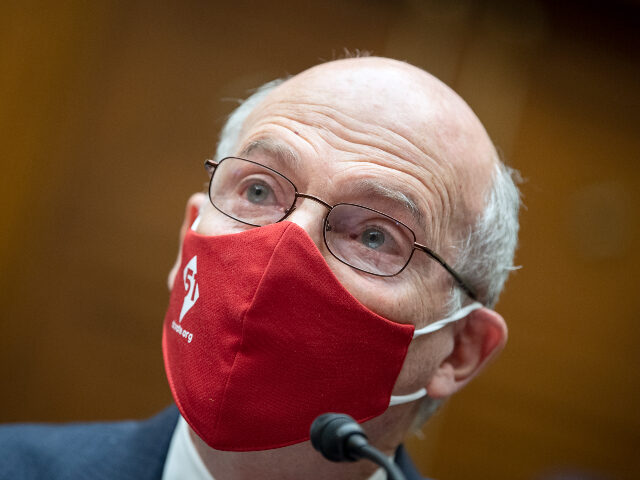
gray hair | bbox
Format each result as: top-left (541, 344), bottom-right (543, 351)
top-left (213, 77), bottom-right (521, 428)
top-left (448, 160), bottom-right (521, 311)
top-left (214, 79), bottom-right (287, 162)
top-left (414, 160), bottom-right (521, 430)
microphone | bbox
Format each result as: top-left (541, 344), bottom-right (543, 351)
top-left (310, 413), bottom-right (406, 480)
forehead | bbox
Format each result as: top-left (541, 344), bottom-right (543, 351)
top-left (248, 64), bottom-right (447, 157)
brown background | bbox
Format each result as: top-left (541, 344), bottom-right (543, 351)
top-left (1, 1), bottom-right (639, 479)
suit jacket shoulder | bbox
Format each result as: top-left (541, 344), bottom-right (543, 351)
top-left (0, 406), bottom-right (179, 480)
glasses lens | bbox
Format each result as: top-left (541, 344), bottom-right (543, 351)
top-left (324, 204), bottom-right (415, 276)
top-left (209, 157), bottom-right (296, 226)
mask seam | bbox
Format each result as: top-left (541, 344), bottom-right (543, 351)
top-left (211, 224), bottom-right (294, 437)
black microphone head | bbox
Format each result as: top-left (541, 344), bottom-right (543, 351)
top-left (310, 413), bottom-right (368, 462)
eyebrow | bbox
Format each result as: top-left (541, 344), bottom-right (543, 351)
top-left (349, 178), bottom-right (427, 233)
top-left (239, 139), bottom-right (300, 171)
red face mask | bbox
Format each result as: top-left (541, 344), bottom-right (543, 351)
top-left (162, 221), bottom-right (479, 451)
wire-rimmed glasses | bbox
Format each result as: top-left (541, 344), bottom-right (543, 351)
top-left (205, 156), bottom-right (477, 301)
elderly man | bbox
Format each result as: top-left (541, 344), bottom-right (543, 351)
top-left (0, 56), bottom-right (520, 480)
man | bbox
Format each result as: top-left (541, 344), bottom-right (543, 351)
top-left (0, 56), bottom-right (520, 480)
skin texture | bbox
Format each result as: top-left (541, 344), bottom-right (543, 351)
top-left (167, 57), bottom-right (507, 480)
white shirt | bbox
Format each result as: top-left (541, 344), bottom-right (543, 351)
top-left (162, 416), bottom-right (388, 480)
top-left (162, 417), bottom-right (214, 480)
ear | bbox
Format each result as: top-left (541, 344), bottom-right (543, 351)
top-left (167, 193), bottom-right (207, 290)
top-left (426, 307), bottom-right (507, 399)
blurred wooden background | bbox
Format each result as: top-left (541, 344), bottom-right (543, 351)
top-left (1, 1), bottom-right (638, 479)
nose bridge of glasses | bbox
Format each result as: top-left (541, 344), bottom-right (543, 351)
top-left (282, 193), bottom-right (333, 247)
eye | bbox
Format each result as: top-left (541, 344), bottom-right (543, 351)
top-left (246, 182), bottom-right (272, 204)
top-left (360, 228), bottom-right (385, 249)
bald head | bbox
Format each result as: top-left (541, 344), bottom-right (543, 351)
top-left (278, 57), bottom-right (496, 169)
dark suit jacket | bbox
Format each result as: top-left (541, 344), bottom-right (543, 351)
top-left (0, 406), bottom-right (426, 479)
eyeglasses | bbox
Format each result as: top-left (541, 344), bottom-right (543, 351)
top-left (204, 157), bottom-right (477, 301)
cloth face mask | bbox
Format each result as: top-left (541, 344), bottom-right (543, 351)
top-left (162, 220), bottom-right (481, 451)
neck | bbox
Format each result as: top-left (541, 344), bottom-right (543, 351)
top-left (189, 404), bottom-right (419, 480)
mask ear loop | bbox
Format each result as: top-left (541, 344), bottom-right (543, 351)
top-left (388, 302), bottom-right (484, 407)
top-left (389, 388), bottom-right (428, 406)
top-left (412, 302), bottom-right (483, 339)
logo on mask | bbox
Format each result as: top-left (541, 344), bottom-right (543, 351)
top-left (179, 255), bottom-right (199, 322)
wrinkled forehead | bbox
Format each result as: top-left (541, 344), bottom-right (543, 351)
top-left (254, 63), bottom-right (446, 150)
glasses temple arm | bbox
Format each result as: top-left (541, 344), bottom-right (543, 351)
top-left (204, 159), bottom-right (218, 176)
top-left (414, 244), bottom-right (479, 302)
